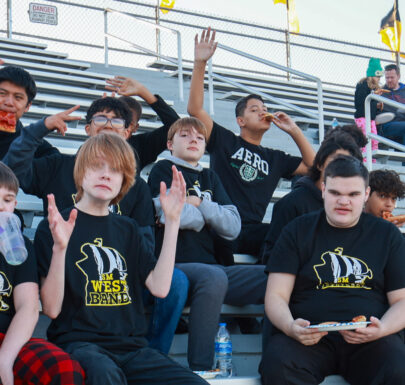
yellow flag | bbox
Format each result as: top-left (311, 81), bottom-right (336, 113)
top-left (274, 0), bottom-right (299, 34)
top-left (287, 0), bottom-right (300, 34)
top-left (160, 0), bottom-right (175, 14)
top-left (379, 0), bottom-right (401, 52)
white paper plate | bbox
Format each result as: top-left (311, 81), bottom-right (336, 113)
top-left (306, 321), bottom-right (371, 331)
top-left (193, 370), bottom-right (221, 379)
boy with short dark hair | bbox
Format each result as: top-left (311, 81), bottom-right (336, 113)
top-left (364, 169), bottom-right (405, 219)
top-left (0, 65), bottom-right (58, 158)
top-left (148, 117), bottom-right (267, 371)
top-left (35, 133), bottom-right (207, 385)
top-left (261, 155), bottom-right (405, 385)
top-left (0, 162), bottom-right (84, 385)
top-left (187, 29), bottom-right (315, 258)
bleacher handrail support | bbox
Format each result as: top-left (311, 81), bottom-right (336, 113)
top-left (104, 8), bottom-right (184, 101)
top-left (210, 43), bottom-right (325, 141)
top-left (365, 93), bottom-right (405, 170)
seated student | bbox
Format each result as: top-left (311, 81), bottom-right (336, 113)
top-left (260, 155), bottom-right (405, 385)
top-left (4, 97), bottom-right (188, 354)
top-left (34, 133), bottom-right (207, 385)
top-left (261, 132), bottom-right (363, 264)
top-left (364, 169), bottom-right (405, 221)
top-left (0, 162), bottom-right (84, 385)
top-left (187, 28), bottom-right (315, 258)
top-left (148, 117), bottom-right (267, 371)
top-left (105, 76), bottom-right (181, 171)
top-left (0, 66), bottom-right (58, 159)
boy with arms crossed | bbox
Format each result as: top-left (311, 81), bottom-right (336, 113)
top-left (0, 162), bottom-right (84, 385)
top-left (148, 117), bottom-right (267, 371)
top-left (35, 133), bottom-right (207, 385)
top-left (261, 155), bottom-right (405, 385)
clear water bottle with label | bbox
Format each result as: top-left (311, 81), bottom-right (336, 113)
top-left (214, 323), bottom-right (233, 377)
top-left (331, 117), bottom-right (340, 129)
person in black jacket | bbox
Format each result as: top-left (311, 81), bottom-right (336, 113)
top-left (261, 132), bottom-right (363, 264)
top-left (354, 58), bottom-right (384, 159)
top-left (0, 65), bottom-right (58, 159)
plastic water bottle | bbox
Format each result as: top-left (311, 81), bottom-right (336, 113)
top-left (331, 117), bottom-right (340, 129)
top-left (214, 323), bottom-right (233, 377)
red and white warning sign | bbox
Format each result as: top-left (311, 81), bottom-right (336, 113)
top-left (29, 3), bottom-right (58, 25)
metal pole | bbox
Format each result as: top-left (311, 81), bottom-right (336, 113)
top-left (7, 0), bottom-right (12, 39)
top-left (364, 95), bottom-right (373, 171)
top-left (155, 0), bottom-right (161, 57)
top-left (285, 29), bottom-right (291, 81)
top-left (396, 51), bottom-right (400, 70)
top-left (316, 79), bottom-right (324, 143)
top-left (104, 10), bottom-right (109, 67)
top-left (177, 32), bottom-right (184, 101)
top-left (208, 58), bottom-right (214, 116)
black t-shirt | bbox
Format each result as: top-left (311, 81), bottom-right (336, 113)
top-left (262, 176), bottom-right (323, 264)
top-left (206, 122), bottom-right (301, 224)
top-left (0, 236), bottom-right (37, 333)
top-left (35, 209), bottom-right (156, 352)
top-left (128, 95), bottom-right (180, 171)
top-left (23, 152), bottom-right (154, 226)
top-left (149, 159), bottom-right (234, 264)
top-left (266, 210), bottom-right (405, 324)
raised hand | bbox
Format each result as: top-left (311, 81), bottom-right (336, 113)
top-left (106, 76), bottom-right (144, 97)
top-left (271, 111), bottom-right (300, 136)
top-left (47, 194), bottom-right (77, 250)
top-left (194, 27), bottom-right (218, 63)
top-left (44, 105), bottom-right (81, 136)
top-left (160, 166), bottom-right (186, 223)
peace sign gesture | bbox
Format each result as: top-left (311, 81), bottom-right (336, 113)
top-left (44, 105), bottom-right (82, 136)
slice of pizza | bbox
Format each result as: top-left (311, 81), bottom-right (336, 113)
top-left (0, 111), bottom-right (16, 133)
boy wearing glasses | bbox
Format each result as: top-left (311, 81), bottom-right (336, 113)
top-left (4, 97), bottom-right (189, 354)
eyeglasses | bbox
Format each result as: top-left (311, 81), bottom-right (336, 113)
top-left (91, 116), bottom-right (126, 130)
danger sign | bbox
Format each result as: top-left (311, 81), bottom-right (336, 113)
top-left (29, 3), bottom-right (58, 25)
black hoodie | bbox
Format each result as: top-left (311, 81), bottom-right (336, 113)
top-left (261, 176), bottom-right (323, 264)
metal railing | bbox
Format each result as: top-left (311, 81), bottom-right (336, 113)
top-left (365, 94), bottom-right (405, 170)
top-left (104, 7), bottom-right (184, 101)
top-left (209, 43), bottom-right (325, 141)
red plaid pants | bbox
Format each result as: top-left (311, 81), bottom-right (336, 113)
top-left (0, 334), bottom-right (85, 384)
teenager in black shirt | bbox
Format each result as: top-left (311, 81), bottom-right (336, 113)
top-left (0, 66), bottom-right (58, 159)
top-left (4, 96), bottom-right (188, 354)
top-left (187, 28), bottom-right (315, 258)
top-left (262, 132), bottom-right (363, 264)
top-left (0, 162), bottom-right (84, 385)
top-left (35, 133), bottom-right (207, 385)
top-left (149, 117), bottom-right (267, 371)
top-left (260, 155), bottom-right (405, 385)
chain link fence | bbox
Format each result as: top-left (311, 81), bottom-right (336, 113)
top-left (0, 0), bottom-right (401, 90)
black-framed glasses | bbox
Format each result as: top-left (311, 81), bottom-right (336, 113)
top-left (91, 116), bottom-right (126, 130)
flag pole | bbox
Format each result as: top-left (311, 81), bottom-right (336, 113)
top-left (285, 0), bottom-right (291, 80)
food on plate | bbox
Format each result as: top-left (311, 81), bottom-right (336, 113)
top-left (263, 112), bottom-right (275, 122)
top-left (351, 315), bottom-right (367, 323)
top-left (0, 111), bottom-right (16, 133)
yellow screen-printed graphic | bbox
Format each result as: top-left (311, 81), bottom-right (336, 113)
top-left (76, 238), bottom-right (132, 306)
top-left (313, 247), bottom-right (373, 290)
top-left (0, 272), bottom-right (12, 310)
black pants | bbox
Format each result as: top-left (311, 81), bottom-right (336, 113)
top-left (260, 332), bottom-right (405, 385)
top-left (63, 342), bottom-right (208, 385)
